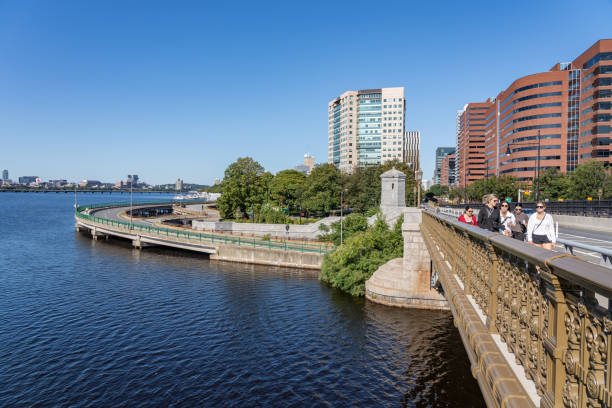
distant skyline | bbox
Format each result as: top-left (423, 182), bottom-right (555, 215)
top-left (1, 0), bottom-right (611, 184)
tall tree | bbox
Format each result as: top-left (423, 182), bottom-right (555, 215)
top-left (568, 160), bottom-right (606, 200)
top-left (539, 168), bottom-right (570, 200)
top-left (217, 157), bottom-right (269, 219)
top-left (299, 163), bottom-right (342, 213)
top-left (269, 169), bottom-right (306, 210)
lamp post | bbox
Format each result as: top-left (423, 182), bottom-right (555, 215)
top-left (340, 188), bottom-right (348, 245)
top-left (129, 174), bottom-right (133, 230)
top-left (505, 130), bottom-right (541, 202)
top-left (416, 169), bottom-right (423, 207)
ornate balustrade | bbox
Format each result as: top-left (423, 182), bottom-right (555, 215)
top-left (421, 210), bottom-right (611, 408)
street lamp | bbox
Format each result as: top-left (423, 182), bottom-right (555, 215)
top-left (340, 188), bottom-right (348, 245)
top-left (505, 130), bottom-right (541, 201)
top-left (416, 169), bottom-right (423, 206)
top-left (129, 174), bottom-right (133, 230)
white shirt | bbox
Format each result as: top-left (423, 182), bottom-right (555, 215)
top-left (527, 213), bottom-right (556, 243)
top-left (499, 212), bottom-right (515, 233)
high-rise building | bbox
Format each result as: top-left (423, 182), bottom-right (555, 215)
top-left (456, 102), bottom-right (490, 186)
top-left (175, 178), bottom-right (183, 191)
top-left (328, 87), bottom-right (405, 172)
top-left (433, 147), bottom-right (455, 185)
top-left (440, 154), bottom-right (456, 186)
top-left (457, 39), bottom-right (612, 185)
top-left (2, 169), bottom-right (8, 181)
top-left (404, 131), bottom-right (420, 170)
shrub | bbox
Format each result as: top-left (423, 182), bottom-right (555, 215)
top-left (320, 215), bottom-right (404, 296)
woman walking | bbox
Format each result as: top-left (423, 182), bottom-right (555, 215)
top-left (498, 201), bottom-right (515, 237)
top-left (527, 201), bottom-right (556, 250)
top-left (458, 206), bottom-right (477, 225)
top-left (477, 194), bottom-right (501, 232)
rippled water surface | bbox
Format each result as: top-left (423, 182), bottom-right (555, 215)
top-left (0, 193), bottom-right (485, 407)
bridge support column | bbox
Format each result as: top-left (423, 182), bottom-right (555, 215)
top-left (132, 235), bottom-right (153, 249)
top-left (90, 227), bottom-right (108, 240)
top-left (365, 208), bottom-right (448, 309)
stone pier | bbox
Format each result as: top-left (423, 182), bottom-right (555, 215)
top-left (365, 208), bottom-right (448, 309)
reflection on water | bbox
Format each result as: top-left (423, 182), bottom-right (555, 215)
top-left (0, 193), bottom-right (485, 407)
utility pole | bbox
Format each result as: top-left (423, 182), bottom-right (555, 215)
top-left (129, 174), bottom-right (133, 230)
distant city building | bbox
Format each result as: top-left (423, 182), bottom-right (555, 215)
top-left (456, 39), bottom-right (612, 186)
top-left (48, 179), bottom-right (67, 188)
top-left (433, 147), bottom-right (455, 185)
top-left (175, 178), bottom-right (183, 191)
top-left (126, 174), bottom-right (139, 188)
top-left (19, 176), bottom-right (38, 185)
top-left (328, 87), bottom-right (405, 172)
top-left (422, 179), bottom-right (433, 191)
top-left (439, 154), bottom-right (456, 186)
top-left (2, 169), bottom-right (8, 181)
top-left (294, 154), bottom-right (315, 175)
top-left (213, 178), bottom-right (221, 185)
top-left (79, 180), bottom-right (102, 188)
top-left (404, 131), bottom-right (420, 170)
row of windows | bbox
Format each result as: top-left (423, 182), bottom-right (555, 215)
top-left (501, 113), bottom-right (562, 131)
top-left (514, 81), bottom-right (563, 95)
top-left (508, 145), bottom-right (561, 153)
top-left (501, 155), bottom-right (561, 165)
top-left (581, 151), bottom-right (611, 158)
top-left (584, 52), bottom-right (612, 69)
top-left (500, 166), bottom-right (559, 174)
top-left (501, 92), bottom-right (563, 116)
top-left (503, 123), bottom-right (561, 138)
top-left (509, 134), bottom-right (561, 144)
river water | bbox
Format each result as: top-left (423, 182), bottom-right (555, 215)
top-left (0, 193), bottom-right (485, 407)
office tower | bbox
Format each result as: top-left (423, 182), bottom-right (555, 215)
top-left (440, 154), bottom-right (456, 186)
top-left (433, 147), bottom-right (455, 185)
top-left (457, 39), bottom-right (611, 185)
top-left (328, 87), bottom-right (405, 172)
top-left (404, 131), bottom-right (420, 170)
top-left (2, 169), bottom-right (8, 181)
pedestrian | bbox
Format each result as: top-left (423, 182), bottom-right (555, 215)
top-left (527, 201), bottom-right (556, 250)
top-left (498, 201), bottom-right (515, 237)
top-left (511, 203), bottom-right (529, 241)
top-left (477, 194), bottom-right (502, 232)
top-left (458, 206), bottom-right (477, 225)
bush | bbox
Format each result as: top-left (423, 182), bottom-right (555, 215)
top-left (320, 215), bottom-right (404, 296)
top-left (318, 213), bottom-right (368, 246)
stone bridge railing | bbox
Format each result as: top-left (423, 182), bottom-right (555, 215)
top-left (420, 210), bottom-right (611, 408)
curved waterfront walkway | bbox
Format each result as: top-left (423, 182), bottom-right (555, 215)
top-left (75, 202), bottom-right (333, 269)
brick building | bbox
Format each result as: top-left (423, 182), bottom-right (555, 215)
top-left (456, 39), bottom-right (612, 185)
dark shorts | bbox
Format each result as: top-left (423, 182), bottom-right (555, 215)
top-left (512, 231), bottom-right (525, 241)
top-left (532, 234), bottom-right (551, 244)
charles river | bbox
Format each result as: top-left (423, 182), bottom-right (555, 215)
top-left (0, 193), bottom-right (485, 407)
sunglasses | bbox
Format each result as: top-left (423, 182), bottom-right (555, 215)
top-left (501, 204), bottom-right (509, 207)
top-left (536, 205), bottom-right (545, 208)
top-left (467, 210), bottom-right (473, 213)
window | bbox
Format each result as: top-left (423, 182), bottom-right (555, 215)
top-left (584, 52), bottom-right (612, 69)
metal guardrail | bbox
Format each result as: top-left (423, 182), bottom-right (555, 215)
top-left (75, 203), bottom-right (335, 254)
top-left (441, 199), bottom-right (612, 217)
top-left (421, 209), bottom-right (611, 408)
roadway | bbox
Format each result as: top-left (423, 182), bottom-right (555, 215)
top-left (556, 225), bottom-right (612, 265)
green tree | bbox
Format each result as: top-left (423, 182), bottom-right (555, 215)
top-left (568, 160), bottom-right (606, 200)
top-left (320, 215), bottom-right (404, 296)
top-left (539, 168), bottom-right (570, 201)
top-left (465, 175), bottom-right (523, 203)
top-left (343, 166), bottom-right (380, 213)
top-left (299, 163), bottom-right (342, 214)
top-left (217, 157), bottom-right (269, 219)
top-left (603, 169), bottom-right (612, 199)
top-left (318, 213), bottom-right (369, 246)
top-left (269, 169), bottom-right (305, 210)
top-left (426, 184), bottom-right (449, 197)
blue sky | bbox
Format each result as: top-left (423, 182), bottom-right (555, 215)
top-left (1, 0), bottom-right (611, 185)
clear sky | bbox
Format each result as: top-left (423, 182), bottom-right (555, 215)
top-left (1, 0), bottom-right (611, 185)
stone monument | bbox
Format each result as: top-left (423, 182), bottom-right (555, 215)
top-left (378, 167), bottom-right (406, 226)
